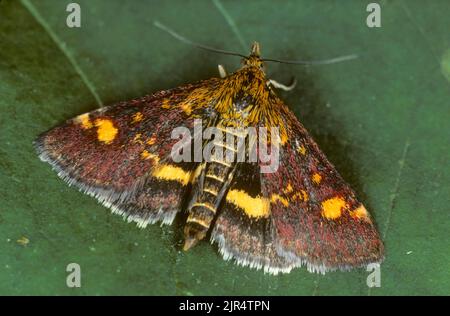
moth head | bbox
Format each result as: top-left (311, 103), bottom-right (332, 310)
top-left (242, 42), bottom-right (265, 70)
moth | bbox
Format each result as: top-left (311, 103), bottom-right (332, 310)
top-left (35, 42), bottom-right (384, 275)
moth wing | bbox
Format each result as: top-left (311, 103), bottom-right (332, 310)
top-left (211, 162), bottom-right (297, 274)
top-left (261, 105), bottom-right (384, 273)
top-left (35, 81), bottom-right (213, 227)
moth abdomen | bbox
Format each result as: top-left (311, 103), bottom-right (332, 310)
top-left (183, 141), bottom-right (237, 250)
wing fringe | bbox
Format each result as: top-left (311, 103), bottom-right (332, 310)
top-left (34, 137), bottom-right (178, 227)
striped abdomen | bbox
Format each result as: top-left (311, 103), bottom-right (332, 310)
top-left (183, 126), bottom-right (246, 250)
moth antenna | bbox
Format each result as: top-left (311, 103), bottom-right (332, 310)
top-left (262, 54), bottom-right (359, 66)
top-left (154, 21), bottom-right (247, 58)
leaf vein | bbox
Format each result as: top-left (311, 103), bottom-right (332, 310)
top-left (368, 138), bottom-right (410, 296)
top-left (20, 0), bottom-right (103, 107)
top-left (398, 0), bottom-right (447, 82)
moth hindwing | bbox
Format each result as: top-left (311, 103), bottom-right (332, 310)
top-left (36, 42), bottom-right (384, 275)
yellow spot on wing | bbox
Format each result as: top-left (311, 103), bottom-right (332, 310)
top-left (284, 183), bottom-right (293, 194)
top-left (292, 190), bottom-right (309, 202)
top-left (75, 113), bottom-right (93, 129)
top-left (297, 145), bottom-right (307, 155)
top-left (141, 150), bottom-right (159, 162)
top-left (226, 190), bottom-right (270, 218)
top-left (161, 99), bottom-right (171, 109)
top-left (152, 164), bottom-right (191, 186)
top-left (270, 194), bottom-right (289, 207)
top-left (349, 204), bottom-right (370, 221)
top-left (180, 101), bottom-right (192, 115)
top-left (141, 150), bottom-right (150, 159)
top-left (280, 133), bottom-right (288, 145)
top-left (95, 119), bottom-right (118, 144)
top-left (301, 190), bottom-right (309, 201)
top-left (132, 112), bottom-right (143, 123)
top-left (133, 133), bottom-right (143, 144)
top-left (312, 173), bottom-right (322, 184)
top-left (321, 197), bottom-right (347, 220)
top-left (146, 136), bottom-right (156, 145)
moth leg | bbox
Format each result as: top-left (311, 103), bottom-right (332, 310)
top-left (268, 78), bottom-right (297, 91)
top-left (218, 64), bottom-right (227, 78)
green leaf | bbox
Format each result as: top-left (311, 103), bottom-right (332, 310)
top-left (0, 0), bottom-right (449, 295)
